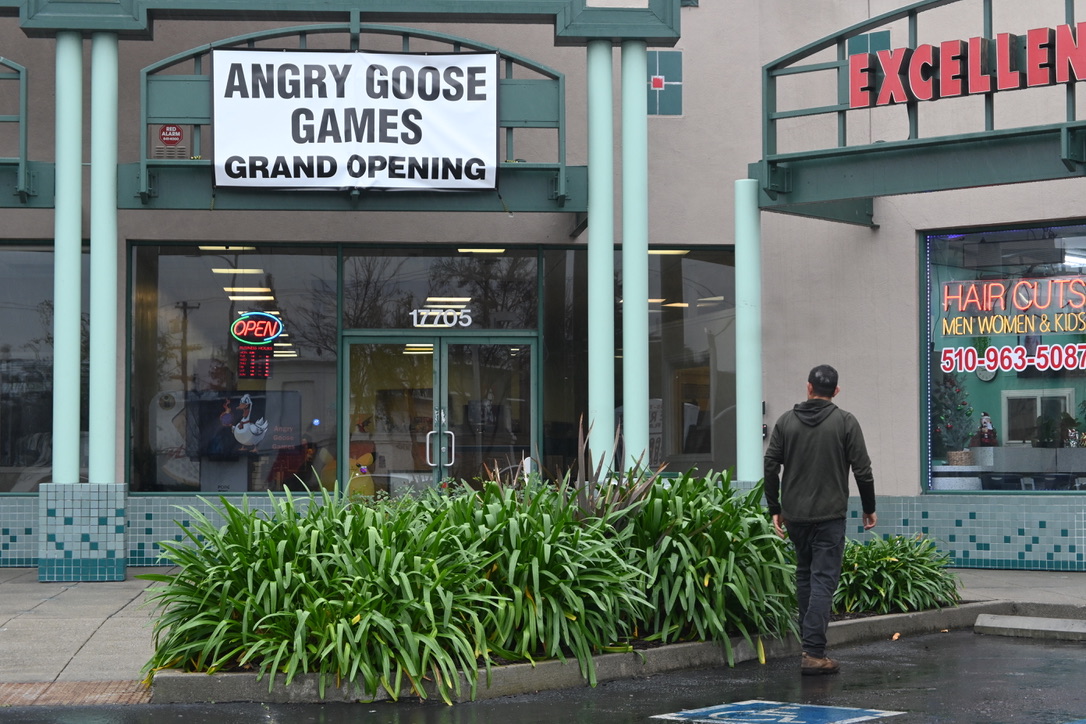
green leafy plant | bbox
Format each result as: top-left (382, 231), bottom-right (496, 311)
top-left (833, 534), bottom-right (961, 615)
top-left (141, 489), bottom-right (498, 703)
top-left (622, 471), bottom-right (796, 664)
top-left (138, 469), bottom-right (838, 703)
top-left (445, 479), bottom-right (649, 685)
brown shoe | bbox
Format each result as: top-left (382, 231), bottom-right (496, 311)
top-left (801, 652), bottom-right (840, 676)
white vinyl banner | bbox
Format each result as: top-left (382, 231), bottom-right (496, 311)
top-left (212, 49), bottom-right (499, 190)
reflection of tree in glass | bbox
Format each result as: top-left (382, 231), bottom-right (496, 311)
top-left (429, 256), bottom-right (536, 329)
top-left (339, 256), bottom-right (417, 332)
top-left (288, 276), bottom-right (338, 355)
top-left (26, 300), bottom-right (90, 428)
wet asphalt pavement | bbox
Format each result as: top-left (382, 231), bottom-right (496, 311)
top-left (3, 630), bottom-right (1085, 724)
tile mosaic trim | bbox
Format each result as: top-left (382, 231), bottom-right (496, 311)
top-left (37, 483), bottom-right (126, 581)
top-left (0, 496), bottom-right (38, 567)
top-left (2, 488), bottom-right (1084, 572)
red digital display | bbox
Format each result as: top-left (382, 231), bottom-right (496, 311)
top-left (238, 345), bottom-right (273, 379)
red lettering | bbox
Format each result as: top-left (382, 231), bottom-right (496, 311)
top-left (875, 47), bottom-right (914, 105)
top-left (909, 44), bottom-right (939, 101)
top-left (1033, 279), bottom-right (1054, 310)
top-left (985, 281), bottom-right (1007, 312)
top-left (943, 283), bottom-right (965, 312)
top-left (995, 33), bottom-right (1024, 91)
top-left (849, 53), bottom-right (875, 108)
top-left (962, 284), bottom-right (982, 311)
top-left (1055, 22), bottom-right (1086, 83)
top-left (1012, 280), bottom-right (1034, 311)
top-left (1070, 278), bottom-right (1086, 309)
top-left (1025, 27), bottom-right (1055, 87)
top-left (939, 40), bottom-right (964, 97)
top-left (967, 37), bottom-right (992, 93)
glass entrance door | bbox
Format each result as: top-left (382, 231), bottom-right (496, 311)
top-left (346, 337), bottom-right (534, 495)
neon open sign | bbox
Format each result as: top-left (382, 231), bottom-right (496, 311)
top-left (231, 311), bottom-right (283, 344)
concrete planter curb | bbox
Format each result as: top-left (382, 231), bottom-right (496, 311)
top-left (150, 600), bottom-right (1083, 705)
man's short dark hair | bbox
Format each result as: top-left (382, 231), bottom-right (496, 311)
top-left (808, 364), bottom-right (838, 397)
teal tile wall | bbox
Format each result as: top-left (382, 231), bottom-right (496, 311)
top-left (37, 483), bottom-right (126, 581)
top-left (125, 494), bottom-right (279, 566)
top-left (0, 496), bottom-right (38, 566)
top-left (4, 489), bottom-right (1085, 572)
top-left (848, 494), bottom-right (1086, 570)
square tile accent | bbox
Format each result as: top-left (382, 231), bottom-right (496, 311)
top-left (0, 496), bottom-right (38, 567)
top-left (850, 494), bottom-right (1086, 571)
top-left (37, 483), bottom-right (126, 581)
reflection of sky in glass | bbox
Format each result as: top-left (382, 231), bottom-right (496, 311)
top-left (0, 248), bottom-right (89, 361)
top-left (154, 248), bottom-right (337, 364)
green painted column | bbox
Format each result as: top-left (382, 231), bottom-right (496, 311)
top-left (52, 31), bottom-right (83, 485)
top-left (621, 40), bottom-right (649, 471)
top-left (587, 39), bottom-right (615, 468)
top-left (89, 32), bottom-right (119, 485)
top-left (734, 179), bottom-right (763, 483)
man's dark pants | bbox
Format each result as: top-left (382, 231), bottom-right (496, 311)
top-left (785, 517), bottom-right (846, 658)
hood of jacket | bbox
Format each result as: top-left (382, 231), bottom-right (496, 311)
top-left (792, 398), bottom-right (837, 426)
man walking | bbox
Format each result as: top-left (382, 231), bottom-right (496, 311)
top-left (764, 364), bottom-right (877, 676)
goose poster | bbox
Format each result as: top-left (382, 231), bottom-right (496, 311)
top-left (211, 49), bottom-right (499, 190)
top-left (184, 390), bottom-right (301, 459)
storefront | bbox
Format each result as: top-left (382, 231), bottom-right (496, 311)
top-left (127, 244), bottom-right (735, 497)
top-left (929, 222), bottom-right (1086, 492)
top-left (4, 0), bottom-right (1086, 580)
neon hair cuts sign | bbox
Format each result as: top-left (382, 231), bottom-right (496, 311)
top-left (849, 22), bottom-right (1086, 108)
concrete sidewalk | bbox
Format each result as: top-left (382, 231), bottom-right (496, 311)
top-left (1, 566), bottom-right (1085, 706)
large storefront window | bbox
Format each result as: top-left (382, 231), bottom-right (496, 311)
top-left (130, 244), bottom-right (735, 492)
top-left (0, 246), bottom-right (90, 492)
top-left (617, 249), bottom-right (737, 473)
top-left (928, 223), bottom-right (1086, 491)
top-left (130, 245), bottom-right (338, 492)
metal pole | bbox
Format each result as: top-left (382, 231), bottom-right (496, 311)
top-left (89, 32), bottom-right (119, 485)
top-left (621, 40), bottom-right (649, 471)
top-left (734, 178), bottom-right (764, 483)
top-left (587, 39), bottom-right (615, 469)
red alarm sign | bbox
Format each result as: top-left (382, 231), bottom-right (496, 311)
top-left (159, 124), bottom-right (184, 146)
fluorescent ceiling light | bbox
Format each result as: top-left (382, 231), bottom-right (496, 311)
top-left (212, 268), bottom-right (265, 274)
top-left (425, 303), bottom-right (466, 309)
top-left (228, 295), bottom-right (275, 301)
top-left (457, 248), bottom-right (505, 253)
top-left (199, 246), bottom-right (255, 251)
top-left (648, 249), bottom-right (689, 255)
top-left (698, 296), bottom-right (724, 302)
top-left (663, 302), bottom-right (689, 308)
top-left (223, 287), bottom-right (271, 293)
top-left (426, 296), bottom-right (471, 303)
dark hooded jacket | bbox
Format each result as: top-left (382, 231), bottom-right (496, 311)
top-left (763, 398), bottom-right (875, 523)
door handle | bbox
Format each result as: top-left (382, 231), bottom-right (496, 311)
top-left (444, 430), bottom-right (455, 467)
top-left (425, 430), bottom-right (436, 467)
